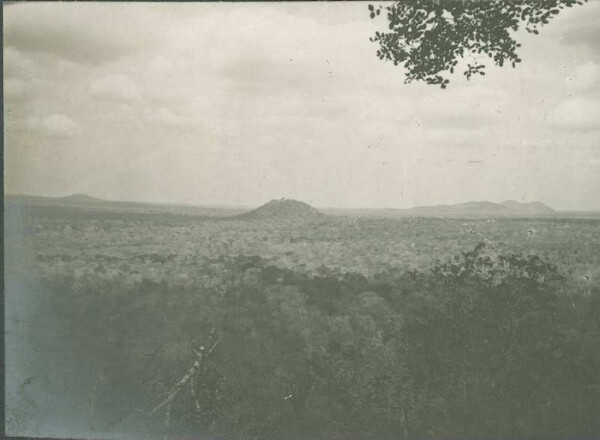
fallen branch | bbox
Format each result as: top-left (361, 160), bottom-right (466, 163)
top-left (149, 358), bottom-right (202, 415)
top-left (149, 337), bottom-right (220, 416)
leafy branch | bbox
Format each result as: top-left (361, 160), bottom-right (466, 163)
top-left (369, 0), bottom-right (588, 88)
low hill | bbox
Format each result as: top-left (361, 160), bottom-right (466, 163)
top-left (237, 198), bottom-right (324, 221)
top-left (6, 193), bottom-right (105, 205)
top-left (4, 194), bottom-right (246, 218)
top-left (58, 193), bottom-right (106, 204)
top-left (405, 201), bottom-right (512, 217)
top-left (400, 200), bottom-right (555, 218)
top-left (500, 200), bottom-right (555, 215)
top-left (324, 200), bottom-right (558, 218)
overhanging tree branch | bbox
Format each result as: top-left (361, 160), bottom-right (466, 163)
top-left (369, 0), bottom-right (588, 88)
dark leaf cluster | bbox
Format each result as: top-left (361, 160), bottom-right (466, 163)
top-left (369, 0), bottom-right (587, 87)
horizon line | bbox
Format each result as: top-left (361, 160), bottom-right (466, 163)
top-left (6, 192), bottom-right (600, 213)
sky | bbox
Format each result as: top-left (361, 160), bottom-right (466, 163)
top-left (3, 1), bottom-right (600, 210)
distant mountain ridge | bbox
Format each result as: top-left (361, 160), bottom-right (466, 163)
top-left (7, 193), bottom-right (107, 205)
top-left (399, 200), bottom-right (555, 217)
top-left (237, 198), bottom-right (324, 221)
top-left (500, 200), bottom-right (554, 214)
top-left (6, 193), bottom-right (579, 219)
top-left (58, 193), bottom-right (105, 204)
top-left (321, 200), bottom-right (556, 218)
top-left (4, 193), bottom-right (247, 218)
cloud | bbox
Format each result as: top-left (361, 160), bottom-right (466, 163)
top-left (411, 85), bottom-right (508, 130)
top-left (548, 98), bottom-right (600, 130)
top-left (220, 54), bottom-right (312, 95)
top-left (565, 62), bottom-right (600, 91)
top-left (561, 9), bottom-right (600, 50)
top-left (3, 2), bottom-right (161, 65)
top-left (143, 107), bottom-right (200, 130)
top-left (89, 74), bottom-right (140, 103)
top-left (421, 113), bottom-right (494, 131)
top-left (3, 46), bottom-right (37, 79)
top-left (4, 79), bottom-right (32, 101)
top-left (26, 114), bottom-right (82, 138)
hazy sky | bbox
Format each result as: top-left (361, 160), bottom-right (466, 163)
top-left (4, 1), bottom-right (600, 210)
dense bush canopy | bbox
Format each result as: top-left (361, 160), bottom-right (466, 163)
top-left (34, 244), bottom-right (600, 439)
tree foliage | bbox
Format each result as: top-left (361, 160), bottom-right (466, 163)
top-left (33, 244), bottom-right (600, 439)
top-left (369, 0), bottom-right (588, 88)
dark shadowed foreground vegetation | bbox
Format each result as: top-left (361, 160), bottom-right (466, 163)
top-left (5, 203), bottom-right (600, 439)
